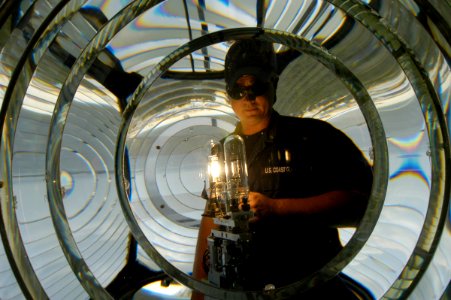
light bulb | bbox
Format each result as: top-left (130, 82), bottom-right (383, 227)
top-left (206, 139), bottom-right (224, 185)
top-left (223, 134), bottom-right (249, 210)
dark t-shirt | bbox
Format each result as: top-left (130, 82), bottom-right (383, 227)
top-left (233, 111), bottom-right (373, 290)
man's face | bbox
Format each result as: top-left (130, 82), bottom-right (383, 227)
top-left (229, 75), bottom-right (273, 123)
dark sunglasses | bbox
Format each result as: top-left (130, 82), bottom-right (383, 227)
top-left (227, 79), bottom-right (271, 100)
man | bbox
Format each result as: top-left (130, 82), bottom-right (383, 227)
top-left (192, 39), bottom-right (373, 299)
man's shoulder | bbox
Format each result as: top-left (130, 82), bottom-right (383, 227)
top-left (278, 114), bottom-right (326, 125)
top-left (275, 114), bottom-right (335, 134)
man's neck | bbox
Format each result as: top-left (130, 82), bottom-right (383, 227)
top-left (240, 117), bottom-right (270, 135)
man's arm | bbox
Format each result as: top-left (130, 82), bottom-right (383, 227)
top-left (191, 216), bottom-right (215, 300)
top-left (248, 190), bottom-right (369, 227)
top-left (193, 217), bottom-right (214, 279)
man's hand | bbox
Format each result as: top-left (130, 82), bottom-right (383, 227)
top-left (247, 192), bottom-right (277, 221)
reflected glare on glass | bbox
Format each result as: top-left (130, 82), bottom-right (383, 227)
top-left (0, 0), bottom-right (449, 299)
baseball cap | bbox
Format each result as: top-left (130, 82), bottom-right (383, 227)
top-left (224, 39), bottom-right (278, 98)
